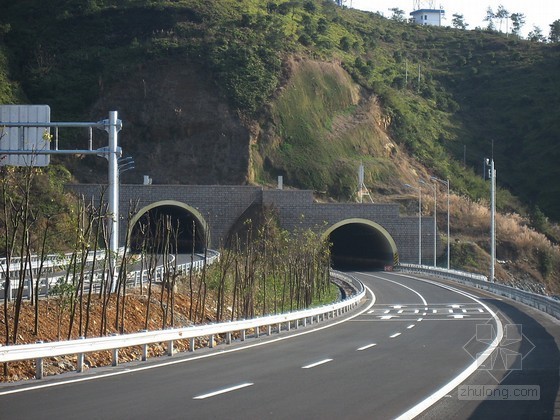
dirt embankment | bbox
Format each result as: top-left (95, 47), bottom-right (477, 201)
top-left (1, 288), bottom-right (218, 382)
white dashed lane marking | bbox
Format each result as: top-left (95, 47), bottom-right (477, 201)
top-left (302, 359), bottom-right (333, 369)
top-left (357, 343), bottom-right (377, 351)
top-left (193, 383), bottom-right (253, 400)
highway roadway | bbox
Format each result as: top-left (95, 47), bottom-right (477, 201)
top-left (1, 271), bottom-right (558, 419)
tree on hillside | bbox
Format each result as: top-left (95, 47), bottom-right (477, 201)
top-left (389, 8), bottom-right (406, 22)
top-left (484, 7), bottom-right (496, 31)
top-left (495, 5), bottom-right (509, 34)
top-left (527, 26), bottom-right (546, 42)
top-left (510, 13), bottom-right (526, 36)
top-left (452, 14), bottom-right (468, 30)
top-left (550, 19), bottom-right (560, 43)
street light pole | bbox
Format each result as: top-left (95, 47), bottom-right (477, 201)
top-left (432, 177), bottom-right (450, 269)
top-left (405, 184), bottom-right (422, 265)
top-left (420, 180), bottom-right (437, 267)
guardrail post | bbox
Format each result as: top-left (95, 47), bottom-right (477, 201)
top-left (226, 332), bottom-right (231, 344)
top-left (209, 335), bottom-right (214, 348)
top-left (287, 321), bottom-right (291, 331)
top-left (111, 334), bottom-right (119, 366)
top-left (77, 337), bottom-right (85, 373)
top-left (189, 337), bottom-right (195, 352)
top-left (112, 347), bottom-right (119, 366)
top-left (255, 327), bottom-right (260, 338)
top-left (267, 325), bottom-right (271, 335)
top-left (141, 330), bottom-right (148, 361)
top-left (241, 329), bottom-right (246, 341)
top-left (295, 319), bottom-right (299, 329)
top-left (35, 340), bottom-right (43, 379)
top-left (167, 339), bottom-right (174, 356)
top-left (277, 323), bottom-right (281, 333)
top-left (303, 317), bottom-right (307, 327)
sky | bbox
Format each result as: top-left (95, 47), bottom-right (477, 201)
top-left (350, 0), bottom-right (560, 38)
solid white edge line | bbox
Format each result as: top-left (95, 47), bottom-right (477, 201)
top-left (302, 359), bottom-right (333, 369)
top-left (391, 275), bottom-right (504, 420)
top-left (357, 273), bottom-right (428, 306)
top-left (193, 382), bottom-right (253, 400)
top-left (0, 285), bottom-right (377, 397)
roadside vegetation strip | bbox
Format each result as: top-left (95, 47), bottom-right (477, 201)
top-left (0, 284), bottom-right (376, 396)
top-left (0, 272), bottom-right (365, 375)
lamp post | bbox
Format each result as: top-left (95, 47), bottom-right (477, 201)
top-left (420, 180), bottom-right (437, 267)
top-left (405, 184), bottom-right (422, 265)
top-left (432, 177), bottom-right (450, 270)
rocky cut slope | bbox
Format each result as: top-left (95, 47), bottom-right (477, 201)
top-left (89, 60), bottom-right (252, 185)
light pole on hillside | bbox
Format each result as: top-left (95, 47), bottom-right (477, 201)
top-left (420, 179), bottom-right (437, 268)
top-left (432, 177), bottom-right (450, 270)
top-left (405, 184), bottom-right (422, 265)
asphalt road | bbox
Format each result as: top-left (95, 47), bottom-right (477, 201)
top-left (1, 271), bottom-right (558, 419)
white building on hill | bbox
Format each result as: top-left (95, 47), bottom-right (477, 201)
top-left (410, 8), bottom-right (444, 26)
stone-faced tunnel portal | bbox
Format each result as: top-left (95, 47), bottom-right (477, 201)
top-left (129, 201), bottom-right (207, 254)
top-left (325, 219), bottom-right (397, 270)
top-left (66, 184), bottom-right (437, 266)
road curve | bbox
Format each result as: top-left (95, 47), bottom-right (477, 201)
top-left (0, 271), bottom-right (557, 419)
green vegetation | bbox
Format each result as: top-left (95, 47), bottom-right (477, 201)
top-left (0, 1), bottom-right (559, 220)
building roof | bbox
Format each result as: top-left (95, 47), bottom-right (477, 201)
top-left (410, 9), bottom-right (444, 15)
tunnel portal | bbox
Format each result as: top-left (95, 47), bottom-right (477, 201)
top-left (326, 219), bottom-right (397, 270)
top-left (129, 202), bottom-right (207, 254)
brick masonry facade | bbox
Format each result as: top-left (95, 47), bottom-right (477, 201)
top-left (66, 184), bottom-right (440, 264)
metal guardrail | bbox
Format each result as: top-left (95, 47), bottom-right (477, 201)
top-left (397, 263), bottom-right (560, 320)
top-left (126, 250), bottom-right (220, 287)
top-left (0, 250), bottom-right (220, 301)
top-left (0, 250), bottom-right (111, 280)
top-left (0, 271), bottom-right (364, 379)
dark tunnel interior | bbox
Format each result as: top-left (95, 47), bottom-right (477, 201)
top-left (329, 223), bottom-right (395, 270)
top-left (129, 205), bottom-right (206, 253)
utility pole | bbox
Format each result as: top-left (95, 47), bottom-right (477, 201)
top-left (490, 158), bottom-right (496, 282)
top-left (484, 158), bottom-right (496, 282)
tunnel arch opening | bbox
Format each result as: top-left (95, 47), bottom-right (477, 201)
top-left (129, 200), bottom-right (208, 253)
top-left (324, 219), bottom-right (397, 270)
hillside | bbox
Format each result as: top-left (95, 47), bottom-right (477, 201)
top-left (0, 1), bottom-right (559, 289)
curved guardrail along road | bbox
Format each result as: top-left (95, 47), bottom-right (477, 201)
top-left (1, 271), bottom-right (558, 419)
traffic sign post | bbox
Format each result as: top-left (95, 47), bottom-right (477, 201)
top-left (0, 108), bottom-right (123, 292)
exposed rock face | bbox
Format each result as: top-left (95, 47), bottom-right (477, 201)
top-left (90, 60), bottom-right (251, 185)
